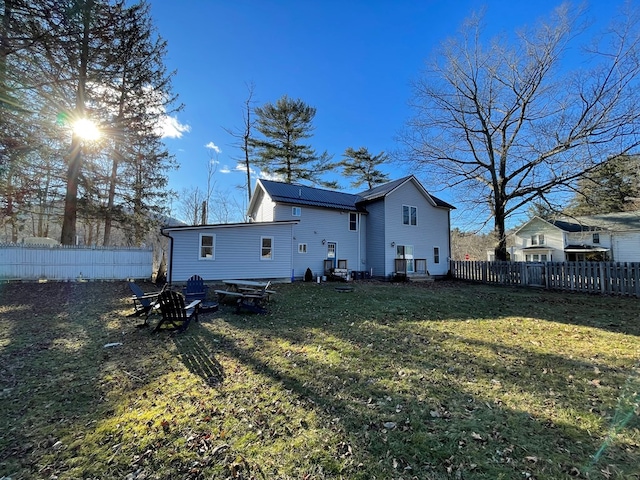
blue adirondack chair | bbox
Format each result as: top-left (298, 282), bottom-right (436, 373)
top-left (183, 274), bottom-right (209, 302)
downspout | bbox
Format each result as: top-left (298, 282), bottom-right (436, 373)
top-left (447, 209), bottom-right (452, 277)
top-left (160, 227), bottom-right (174, 285)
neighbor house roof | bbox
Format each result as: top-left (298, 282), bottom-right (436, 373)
top-left (516, 211), bottom-right (640, 236)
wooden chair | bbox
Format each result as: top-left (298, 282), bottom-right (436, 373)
top-left (154, 290), bottom-right (201, 333)
top-left (182, 274), bottom-right (209, 302)
top-left (128, 282), bottom-right (167, 326)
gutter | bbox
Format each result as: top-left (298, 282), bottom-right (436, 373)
top-left (160, 227), bottom-right (174, 285)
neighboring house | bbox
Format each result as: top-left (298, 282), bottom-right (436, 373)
top-left (162, 175), bottom-right (455, 283)
top-left (512, 212), bottom-right (640, 262)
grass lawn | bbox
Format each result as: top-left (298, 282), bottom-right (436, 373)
top-left (0, 280), bottom-right (638, 479)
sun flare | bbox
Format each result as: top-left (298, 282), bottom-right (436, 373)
top-left (73, 118), bottom-right (101, 140)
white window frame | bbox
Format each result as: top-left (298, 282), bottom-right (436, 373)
top-left (593, 233), bottom-right (600, 244)
top-left (402, 205), bottom-right (417, 226)
top-left (199, 233), bottom-right (215, 260)
top-left (292, 206), bottom-right (301, 217)
top-left (298, 243), bottom-right (307, 253)
top-left (530, 234), bottom-right (545, 246)
top-left (261, 236), bottom-right (273, 260)
top-left (349, 212), bottom-right (358, 231)
top-left (433, 246), bottom-right (440, 264)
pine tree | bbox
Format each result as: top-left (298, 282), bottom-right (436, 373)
top-left (251, 94), bottom-right (336, 187)
top-left (340, 146), bottom-right (389, 189)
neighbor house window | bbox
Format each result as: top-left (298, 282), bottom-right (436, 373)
top-left (402, 205), bottom-right (417, 226)
top-left (433, 247), bottom-right (440, 264)
top-left (531, 234), bottom-right (545, 246)
top-left (593, 233), bottom-right (600, 244)
top-left (298, 243), bottom-right (307, 253)
top-left (349, 212), bottom-right (358, 231)
top-left (199, 234), bottom-right (215, 260)
top-left (292, 206), bottom-right (301, 217)
top-left (261, 236), bottom-right (273, 260)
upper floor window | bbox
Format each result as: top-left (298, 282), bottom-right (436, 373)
top-left (349, 212), bottom-right (358, 231)
top-left (199, 234), bottom-right (215, 260)
top-left (298, 243), bottom-right (307, 253)
top-left (261, 236), bottom-right (273, 260)
top-left (593, 233), bottom-right (600, 244)
top-left (292, 206), bottom-right (301, 217)
top-left (403, 205), bottom-right (417, 226)
top-left (531, 234), bottom-right (545, 246)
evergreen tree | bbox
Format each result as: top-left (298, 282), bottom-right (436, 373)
top-left (340, 146), bottom-right (389, 189)
top-left (567, 155), bottom-right (640, 215)
top-left (251, 94), bottom-right (337, 187)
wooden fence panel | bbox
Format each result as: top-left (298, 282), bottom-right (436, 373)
top-left (450, 260), bottom-right (640, 298)
top-left (0, 244), bottom-right (153, 281)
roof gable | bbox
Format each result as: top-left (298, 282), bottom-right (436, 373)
top-left (248, 176), bottom-right (456, 215)
top-left (357, 175), bottom-right (455, 209)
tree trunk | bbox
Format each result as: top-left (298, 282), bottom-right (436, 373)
top-left (60, 0), bottom-right (92, 245)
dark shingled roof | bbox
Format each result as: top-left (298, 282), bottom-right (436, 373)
top-left (258, 179), bottom-right (366, 212)
top-left (358, 175), bottom-right (456, 209)
top-left (549, 219), bottom-right (602, 232)
top-left (258, 176), bottom-right (456, 212)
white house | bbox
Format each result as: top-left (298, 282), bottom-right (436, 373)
top-left (162, 175), bottom-right (455, 283)
top-left (512, 211), bottom-right (640, 262)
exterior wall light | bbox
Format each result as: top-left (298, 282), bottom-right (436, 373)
top-left (391, 242), bottom-right (395, 247)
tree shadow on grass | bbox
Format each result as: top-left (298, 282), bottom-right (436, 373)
top-left (209, 283), bottom-right (640, 479)
top-left (173, 332), bottom-right (225, 387)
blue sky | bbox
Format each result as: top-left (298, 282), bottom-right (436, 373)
top-left (149, 0), bottom-right (625, 228)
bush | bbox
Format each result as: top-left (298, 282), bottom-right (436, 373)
top-left (304, 267), bottom-right (313, 282)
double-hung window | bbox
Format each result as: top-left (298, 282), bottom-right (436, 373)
top-left (433, 247), bottom-right (440, 264)
top-left (292, 207), bottom-right (301, 217)
top-left (531, 234), bottom-right (545, 246)
top-left (349, 212), bottom-right (358, 231)
top-left (593, 233), bottom-right (600, 244)
top-left (199, 234), bottom-right (215, 260)
top-left (261, 236), bottom-right (273, 260)
top-left (402, 205), bottom-right (417, 226)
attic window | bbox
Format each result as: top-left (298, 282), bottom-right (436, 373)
top-left (292, 206), bottom-right (301, 217)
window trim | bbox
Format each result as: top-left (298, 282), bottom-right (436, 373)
top-left (593, 233), bottom-right (600, 244)
top-left (199, 233), bottom-right (215, 260)
top-left (260, 236), bottom-right (273, 261)
top-left (292, 206), bottom-right (301, 217)
top-left (349, 212), bottom-right (358, 231)
top-left (433, 246), bottom-right (440, 264)
top-left (298, 243), bottom-right (307, 253)
top-left (402, 205), bottom-right (417, 226)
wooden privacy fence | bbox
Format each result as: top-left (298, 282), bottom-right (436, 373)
top-left (0, 243), bottom-right (153, 281)
top-left (450, 260), bottom-right (640, 298)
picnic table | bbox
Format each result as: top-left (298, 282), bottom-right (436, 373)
top-left (214, 280), bottom-right (274, 314)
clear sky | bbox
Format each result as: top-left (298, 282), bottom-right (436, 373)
top-left (148, 0), bottom-right (626, 228)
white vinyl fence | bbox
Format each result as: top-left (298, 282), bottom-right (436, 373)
top-left (450, 260), bottom-right (640, 298)
top-left (0, 243), bottom-right (153, 281)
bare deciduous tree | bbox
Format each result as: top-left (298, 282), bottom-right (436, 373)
top-left (401, 4), bottom-right (640, 260)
